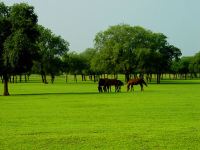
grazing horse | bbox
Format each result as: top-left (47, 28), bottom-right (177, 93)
top-left (98, 78), bottom-right (124, 93)
top-left (98, 78), bottom-right (107, 93)
top-left (127, 78), bottom-right (147, 92)
top-left (115, 80), bottom-right (124, 92)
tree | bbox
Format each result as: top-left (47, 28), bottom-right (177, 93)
top-left (0, 2), bottom-right (39, 96)
top-left (178, 57), bottom-right (193, 79)
top-left (132, 31), bottom-right (181, 83)
top-left (170, 60), bottom-right (181, 79)
top-left (64, 52), bottom-right (87, 82)
top-left (36, 25), bottom-right (69, 83)
top-left (79, 48), bottom-right (97, 81)
top-left (94, 24), bottom-right (182, 83)
top-left (0, 2), bottom-right (11, 95)
top-left (94, 24), bottom-right (148, 81)
top-left (193, 51), bottom-right (200, 77)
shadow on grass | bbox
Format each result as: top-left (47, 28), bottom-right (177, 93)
top-left (10, 92), bottom-right (99, 96)
top-left (9, 91), bottom-right (128, 97)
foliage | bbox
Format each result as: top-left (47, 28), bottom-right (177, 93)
top-left (35, 25), bottom-right (69, 83)
top-left (0, 2), bottom-right (11, 75)
top-left (93, 24), bottom-right (182, 83)
top-left (193, 51), bottom-right (200, 73)
top-left (0, 2), bottom-right (39, 95)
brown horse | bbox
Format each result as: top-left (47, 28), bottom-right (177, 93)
top-left (127, 78), bottom-right (147, 92)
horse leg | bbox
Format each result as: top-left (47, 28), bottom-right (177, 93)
top-left (107, 85), bottom-right (110, 93)
top-left (116, 85), bottom-right (120, 92)
top-left (98, 86), bottom-right (102, 93)
top-left (118, 86), bottom-right (121, 92)
top-left (100, 86), bottom-right (103, 92)
top-left (140, 84), bottom-right (143, 91)
top-left (131, 85), bottom-right (134, 92)
top-left (103, 86), bottom-right (107, 92)
top-left (127, 84), bottom-right (130, 92)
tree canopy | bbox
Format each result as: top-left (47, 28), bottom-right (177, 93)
top-left (92, 24), bottom-right (182, 83)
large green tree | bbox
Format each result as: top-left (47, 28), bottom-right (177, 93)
top-left (0, 2), bottom-right (11, 95)
top-left (94, 25), bottom-right (147, 81)
top-left (0, 2), bottom-right (39, 96)
top-left (93, 24), bottom-right (182, 83)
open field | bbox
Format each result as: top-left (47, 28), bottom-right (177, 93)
top-left (0, 76), bottom-right (200, 149)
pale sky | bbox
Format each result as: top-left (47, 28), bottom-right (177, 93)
top-left (3, 0), bottom-right (200, 56)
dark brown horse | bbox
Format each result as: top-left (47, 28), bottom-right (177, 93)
top-left (127, 78), bottom-right (147, 92)
top-left (98, 78), bottom-right (124, 93)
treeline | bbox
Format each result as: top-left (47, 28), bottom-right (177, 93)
top-left (0, 2), bottom-right (200, 96)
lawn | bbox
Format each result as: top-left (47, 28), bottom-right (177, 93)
top-left (0, 76), bottom-right (200, 149)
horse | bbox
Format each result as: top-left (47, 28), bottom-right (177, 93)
top-left (98, 78), bottom-right (124, 93)
top-left (115, 80), bottom-right (124, 92)
top-left (127, 78), bottom-right (147, 92)
top-left (98, 78), bottom-right (107, 93)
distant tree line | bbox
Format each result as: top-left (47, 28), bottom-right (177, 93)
top-left (170, 53), bottom-right (200, 79)
top-left (1, 2), bottom-right (200, 96)
top-left (64, 25), bottom-right (200, 83)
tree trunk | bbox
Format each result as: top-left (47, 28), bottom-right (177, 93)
top-left (3, 74), bottom-right (9, 96)
top-left (81, 74), bottom-right (86, 81)
top-left (44, 74), bottom-right (48, 84)
top-left (93, 74), bottom-right (96, 82)
top-left (19, 75), bottom-right (22, 83)
top-left (41, 72), bottom-right (48, 84)
top-left (74, 74), bottom-right (77, 83)
top-left (51, 74), bottom-right (55, 84)
top-left (89, 75), bottom-right (92, 81)
top-left (66, 74), bottom-right (68, 83)
top-left (27, 74), bottom-right (30, 81)
top-left (157, 73), bottom-right (161, 84)
top-left (125, 73), bottom-right (130, 83)
top-left (150, 74), bottom-right (152, 82)
top-left (12, 75), bottom-right (14, 83)
top-left (25, 75), bottom-right (27, 83)
top-left (15, 76), bottom-right (17, 83)
top-left (41, 73), bottom-right (44, 83)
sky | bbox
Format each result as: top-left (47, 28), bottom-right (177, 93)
top-left (3, 0), bottom-right (200, 56)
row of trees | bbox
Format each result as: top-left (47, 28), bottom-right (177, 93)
top-left (1, 2), bottom-right (200, 96)
top-left (33, 24), bottom-right (199, 83)
top-left (47, 25), bottom-right (183, 84)
top-left (171, 52), bottom-right (200, 79)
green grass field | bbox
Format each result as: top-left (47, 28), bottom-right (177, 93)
top-left (0, 75), bottom-right (200, 149)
